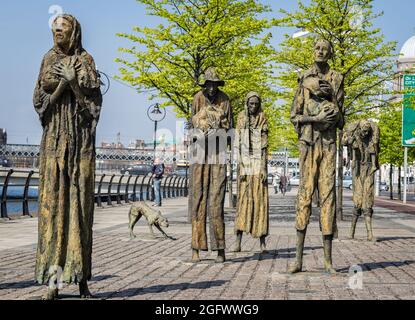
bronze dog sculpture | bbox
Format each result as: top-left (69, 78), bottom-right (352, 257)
top-left (128, 202), bottom-right (174, 240)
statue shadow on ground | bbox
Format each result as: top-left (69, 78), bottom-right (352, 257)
top-left (0, 274), bottom-right (117, 291)
top-left (0, 280), bottom-right (41, 290)
top-left (375, 236), bottom-right (415, 243)
top-left (336, 260), bottom-right (415, 273)
top-left (91, 274), bottom-right (119, 282)
top-left (129, 235), bottom-right (177, 242)
top-left (93, 280), bottom-right (228, 299)
top-left (227, 246), bottom-right (323, 263)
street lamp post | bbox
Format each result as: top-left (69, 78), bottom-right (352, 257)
top-left (147, 104), bottom-right (166, 160)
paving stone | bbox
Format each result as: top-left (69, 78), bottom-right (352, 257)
top-left (1, 192), bottom-right (415, 300)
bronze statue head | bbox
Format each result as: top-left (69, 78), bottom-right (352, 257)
top-left (245, 92), bottom-right (261, 116)
top-left (156, 213), bottom-right (169, 228)
top-left (314, 39), bottom-right (333, 63)
top-left (205, 81), bottom-right (220, 99)
top-left (52, 14), bottom-right (83, 55)
top-left (359, 120), bottom-right (372, 138)
top-left (200, 68), bottom-right (225, 99)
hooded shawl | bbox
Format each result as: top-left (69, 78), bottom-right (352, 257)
top-left (235, 92), bottom-right (269, 238)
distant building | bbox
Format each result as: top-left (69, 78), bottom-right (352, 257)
top-left (390, 34), bottom-right (415, 96)
top-left (100, 141), bottom-right (125, 149)
top-left (398, 35), bottom-right (415, 74)
top-left (127, 139), bottom-right (146, 149)
top-left (0, 129), bottom-right (7, 145)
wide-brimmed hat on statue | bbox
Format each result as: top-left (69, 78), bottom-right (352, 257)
top-left (199, 67), bottom-right (225, 87)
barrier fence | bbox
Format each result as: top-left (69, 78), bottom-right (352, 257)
top-left (0, 169), bottom-right (189, 219)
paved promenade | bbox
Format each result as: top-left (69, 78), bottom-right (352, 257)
top-left (0, 190), bottom-right (415, 300)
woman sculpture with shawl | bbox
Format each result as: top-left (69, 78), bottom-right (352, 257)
top-left (234, 92), bottom-right (269, 253)
top-left (33, 15), bottom-right (102, 300)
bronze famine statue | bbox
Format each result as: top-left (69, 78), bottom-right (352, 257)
top-left (234, 92), bottom-right (269, 253)
top-left (33, 15), bottom-right (102, 300)
top-left (289, 39), bottom-right (344, 274)
top-left (343, 120), bottom-right (380, 242)
top-left (190, 68), bottom-right (233, 263)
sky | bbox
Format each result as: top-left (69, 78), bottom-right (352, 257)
top-left (1, 0), bottom-right (415, 146)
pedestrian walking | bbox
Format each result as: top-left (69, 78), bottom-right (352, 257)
top-left (152, 158), bottom-right (165, 207)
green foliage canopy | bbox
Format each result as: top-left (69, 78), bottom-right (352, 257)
top-left (116, 0), bottom-right (280, 149)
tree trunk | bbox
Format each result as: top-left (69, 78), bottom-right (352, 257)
top-left (336, 130), bottom-right (344, 221)
top-left (389, 164), bottom-right (393, 200)
top-left (398, 166), bottom-right (402, 201)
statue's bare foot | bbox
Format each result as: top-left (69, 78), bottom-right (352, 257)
top-left (79, 282), bottom-right (93, 299)
top-left (42, 288), bottom-right (58, 300)
top-left (368, 236), bottom-right (377, 243)
top-left (260, 236), bottom-right (268, 253)
top-left (288, 262), bottom-right (302, 274)
top-left (215, 250), bottom-right (226, 263)
top-left (233, 233), bottom-right (242, 252)
top-left (323, 262), bottom-right (337, 275)
top-left (192, 250), bottom-right (201, 263)
top-left (232, 244), bottom-right (241, 253)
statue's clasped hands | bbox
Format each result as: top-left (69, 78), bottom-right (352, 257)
top-left (315, 106), bottom-right (336, 123)
top-left (53, 57), bottom-right (82, 85)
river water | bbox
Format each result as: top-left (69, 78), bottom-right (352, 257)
top-left (0, 186), bottom-right (38, 216)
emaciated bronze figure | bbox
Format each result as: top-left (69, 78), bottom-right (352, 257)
top-left (34, 15), bottom-right (102, 299)
top-left (234, 92), bottom-right (269, 253)
top-left (290, 39), bottom-right (344, 274)
top-left (343, 120), bottom-right (380, 241)
top-left (190, 68), bottom-right (233, 263)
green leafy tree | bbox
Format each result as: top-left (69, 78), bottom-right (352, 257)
top-left (116, 0), bottom-right (280, 149)
top-left (274, 0), bottom-right (397, 218)
top-left (379, 106), bottom-right (415, 198)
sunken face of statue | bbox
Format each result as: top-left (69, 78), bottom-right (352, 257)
top-left (248, 96), bottom-right (260, 115)
top-left (360, 121), bottom-right (372, 138)
top-left (205, 81), bottom-right (219, 99)
top-left (52, 17), bottom-right (72, 49)
top-left (314, 40), bottom-right (332, 63)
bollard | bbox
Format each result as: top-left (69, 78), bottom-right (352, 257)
top-left (97, 174), bottom-right (106, 208)
top-left (23, 170), bottom-right (35, 217)
top-left (1, 169), bottom-right (14, 219)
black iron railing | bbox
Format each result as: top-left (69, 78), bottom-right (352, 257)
top-left (0, 169), bottom-right (189, 219)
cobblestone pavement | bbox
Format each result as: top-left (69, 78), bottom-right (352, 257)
top-left (0, 190), bottom-right (415, 300)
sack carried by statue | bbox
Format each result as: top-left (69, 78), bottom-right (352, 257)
top-left (302, 77), bottom-right (340, 131)
top-left (193, 105), bottom-right (228, 131)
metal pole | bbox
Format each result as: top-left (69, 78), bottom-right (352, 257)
top-left (285, 148), bottom-right (289, 177)
top-left (154, 120), bottom-right (158, 155)
top-left (404, 147), bottom-right (408, 204)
